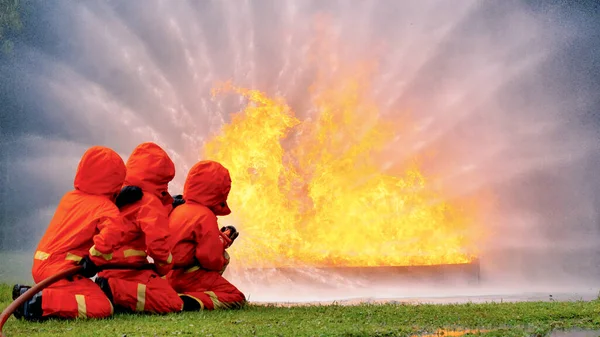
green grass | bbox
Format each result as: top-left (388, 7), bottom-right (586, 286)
top-left (1, 284), bottom-right (599, 337)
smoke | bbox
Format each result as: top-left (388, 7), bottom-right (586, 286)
top-left (1, 0), bottom-right (599, 300)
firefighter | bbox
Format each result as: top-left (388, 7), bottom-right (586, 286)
top-left (94, 142), bottom-right (183, 314)
top-left (13, 145), bottom-right (143, 320)
top-left (167, 160), bottom-right (246, 310)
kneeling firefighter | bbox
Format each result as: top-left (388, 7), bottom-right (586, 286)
top-left (167, 160), bottom-right (246, 310)
top-left (13, 146), bottom-right (143, 320)
top-left (94, 142), bottom-right (183, 314)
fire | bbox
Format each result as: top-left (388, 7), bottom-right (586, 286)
top-left (202, 70), bottom-right (478, 268)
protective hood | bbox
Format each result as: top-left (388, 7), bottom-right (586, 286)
top-left (74, 146), bottom-right (126, 197)
top-left (124, 142), bottom-right (175, 200)
top-left (183, 160), bottom-right (232, 216)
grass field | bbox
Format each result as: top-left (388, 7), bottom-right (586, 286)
top-left (1, 284), bottom-right (599, 337)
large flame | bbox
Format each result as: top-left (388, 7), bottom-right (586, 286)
top-left (202, 68), bottom-right (479, 268)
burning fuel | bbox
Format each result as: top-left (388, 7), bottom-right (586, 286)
top-left (202, 66), bottom-right (482, 269)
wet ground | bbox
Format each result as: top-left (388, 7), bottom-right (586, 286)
top-left (410, 329), bottom-right (600, 337)
top-left (414, 329), bottom-right (491, 337)
top-left (548, 330), bottom-right (600, 337)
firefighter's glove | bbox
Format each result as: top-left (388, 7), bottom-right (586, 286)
top-left (78, 256), bottom-right (99, 278)
top-left (115, 186), bottom-right (143, 209)
top-left (172, 194), bottom-right (186, 209)
top-left (220, 225), bottom-right (239, 245)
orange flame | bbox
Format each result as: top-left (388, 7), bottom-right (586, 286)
top-left (202, 63), bottom-right (480, 268)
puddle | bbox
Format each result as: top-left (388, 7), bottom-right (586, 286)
top-left (413, 329), bottom-right (491, 336)
top-left (548, 329), bottom-right (600, 337)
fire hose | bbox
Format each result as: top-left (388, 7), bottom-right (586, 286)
top-left (0, 263), bottom-right (156, 337)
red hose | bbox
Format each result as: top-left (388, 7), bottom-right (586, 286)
top-left (0, 263), bottom-right (156, 337)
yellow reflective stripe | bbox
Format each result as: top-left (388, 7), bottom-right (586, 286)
top-left (89, 245), bottom-right (112, 261)
top-left (123, 249), bottom-right (147, 258)
top-left (136, 283), bottom-right (146, 311)
top-left (75, 294), bottom-right (87, 318)
top-left (109, 300), bottom-right (114, 315)
top-left (157, 253), bottom-right (173, 266)
top-left (204, 291), bottom-right (225, 309)
top-left (220, 251), bottom-right (230, 275)
top-left (204, 291), bottom-right (245, 309)
top-left (65, 253), bottom-right (82, 262)
top-left (185, 266), bottom-right (200, 273)
top-left (34, 251), bottom-right (50, 260)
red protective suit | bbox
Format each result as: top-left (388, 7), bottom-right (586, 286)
top-left (32, 146), bottom-right (126, 319)
top-left (97, 142), bottom-right (183, 314)
top-left (167, 160), bottom-right (246, 310)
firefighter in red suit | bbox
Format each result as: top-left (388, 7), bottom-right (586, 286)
top-left (94, 142), bottom-right (183, 314)
top-left (167, 160), bottom-right (246, 310)
top-left (12, 146), bottom-right (143, 320)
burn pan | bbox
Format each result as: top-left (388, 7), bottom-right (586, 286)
top-left (242, 258), bottom-right (481, 285)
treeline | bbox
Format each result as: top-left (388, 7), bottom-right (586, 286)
top-left (0, 0), bottom-right (31, 54)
